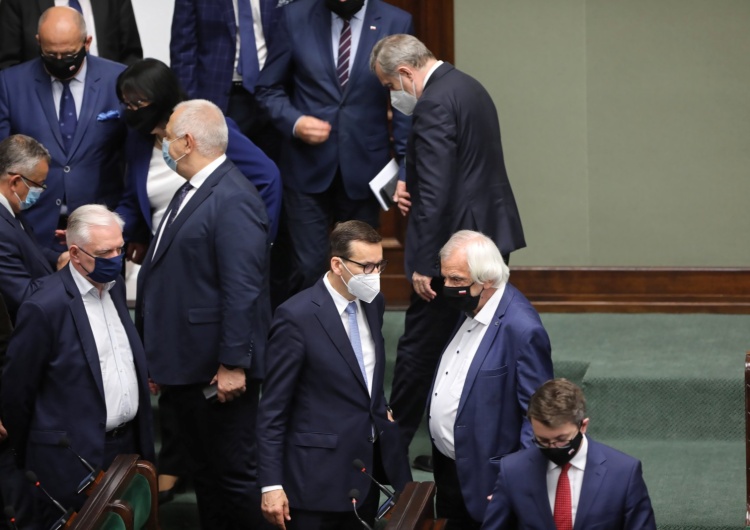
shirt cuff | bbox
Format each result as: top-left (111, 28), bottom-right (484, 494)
top-left (262, 485), bottom-right (283, 494)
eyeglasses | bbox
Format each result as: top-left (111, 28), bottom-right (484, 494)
top-left (78, 246), bottom-right (125, 259)
top-left (533, 428), bottom-right (580, 449)
top-left (339, 257), bottom-right (388, 274)
top-left (8, 172), bottom-right (47, 190)
top-left (40, 46), bottom-right (85, 61)
top-left (121, 98), bottom-right (151, 111)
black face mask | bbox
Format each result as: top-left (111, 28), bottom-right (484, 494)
top-left (325, 0), bottom-right (365, 20)
top-left (124, 105), bottom-right (166, 136)
top-left (536, 430), bottom-right (583, 467)
top-left (443, 283), bottom-right (482, 313)
top-left (41, 46), bottom-right (86, 81)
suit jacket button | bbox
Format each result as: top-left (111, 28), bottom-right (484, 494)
top-left (55, 199), bottom-right (62, 206)
top-left (63, 166), bottom-right (71, 173)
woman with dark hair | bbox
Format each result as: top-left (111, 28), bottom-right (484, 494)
top-left (114, 59), bottom-right (281, 504)
top-left (115, 58), bottom-right (281, 263)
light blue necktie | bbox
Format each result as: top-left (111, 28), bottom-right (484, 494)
top-left (345, 302), bottom-right (368, 387)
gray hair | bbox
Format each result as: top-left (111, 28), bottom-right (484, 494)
top-left (0, 135), bottom-right (51, 178)
top-left (439, 230), bottom-right (510, 288)
top-left (38, 6), bottom-right (88, 41)
top-left (66, 205), bottom-right (124, 248)
top-left (370, 34), bottom-right (435, 76)
top-left (172, 99), bottom-right (228, 158)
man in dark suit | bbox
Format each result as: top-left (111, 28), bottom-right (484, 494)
top-left (482, 379), bottom-right (656, 530)
top-left (0, 294), bottom-right (13, 530)
top-left (1, 205), bottom-right (155, 530)
top-left (136, 99), bottom-right (270, 530)
top-left (370, 35), bottom-right (527, 465)
top-left (424, 230), bottom-right (553, 528)
top-left (0, 135), bottom-right (62, 323)
top-left (0, 6), bottom-right (129, 252)
top-left (0, 0), bottom-right (142, 69)
top-left (257, 220), bottom-right (411, 530)
top-left (255, 0), bottom-right (413, 296)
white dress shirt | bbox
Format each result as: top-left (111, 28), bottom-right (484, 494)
top-left (429, 284), bottom-right (506, 459)
top-left (69, 262), bottom-right (139, 431)
top-left (55, 0), bottom-right (99, 57)
top-left (422, 59), bottom-right (444, 90)
top-left (0, 193), bottom-right (15, 218)
top-left (331, 0), bottom-right (368, 71)
top-left (233, 0), bottom-right (268, 81)
top-left (546, 435), bottom-right (588, 526)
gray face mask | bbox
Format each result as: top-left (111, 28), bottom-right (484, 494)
top-left (390, 74), bottom-right (418, 116)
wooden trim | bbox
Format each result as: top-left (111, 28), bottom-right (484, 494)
top-left (510, 267), bottom-right (750, 313)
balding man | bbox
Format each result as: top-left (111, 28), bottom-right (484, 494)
top-left (2, 205), bottom-right (154, 529)
top-left (0, 6), bottom-right (128, 252)
top-left (136, 99), bottom-right (270, 530)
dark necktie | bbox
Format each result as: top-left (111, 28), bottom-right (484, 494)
top-left (553, 462), bottom-right (573, 530)
top-left (59, 80), bottom-right (78, 153)
top-left (68, 0), bottom-right (83, 13)
top-left (336, 19), bottom-right (352, 88)
top-left (164, 182), bottom-right (193, 228)
top-left (344, 302), bottom-right (368, 387)
top-left (237, 0), bottom-right (260, 92)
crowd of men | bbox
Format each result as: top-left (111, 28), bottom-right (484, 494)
top-left (0, 1), bottom-right (656, 530)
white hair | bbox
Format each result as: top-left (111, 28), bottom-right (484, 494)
top-left (172, 99), bottom-right (228, 158)
top-left (439, 230), bottom-right (510, 287)
top-left (370, 34), bottom-right (435, 76)
top-left (66, 205), bottom-right (124, 248)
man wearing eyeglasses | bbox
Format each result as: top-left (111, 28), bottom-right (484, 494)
top-left (0, 6), bottom-right (128, 253)
top-left (1, 204), bottom-right (154, 529)
top-left (426, 230), bottom-right (553, 529)
top-left (257, 220), bottom-right (411, 530)
top-left (482, 379), bottom-right (656, 530)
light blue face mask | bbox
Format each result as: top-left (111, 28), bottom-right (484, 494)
top-left (14, 177), bottom-right (44, 210)
top-left (162, 135), bottom-right (186, 172)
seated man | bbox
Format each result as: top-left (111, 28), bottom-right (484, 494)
top-left (481, 378), bottom-right (656, 530)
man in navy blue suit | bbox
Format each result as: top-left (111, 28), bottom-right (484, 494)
top-left (1, 205), bottom-right (155, 530)
top-left (0, 135), bottom-right (61, 323)
top-left (482, 379), bottom-right (656, 530)
top-left (424, 230), bottom-right (553, 528)
top-left (0, 6), bottom-right (128, 252)
top-left (257, 220), bottom-right (411, 530)
top-left (255, 0), bottom-right (413, 296)
top-left (136, 99), bottom-right (270, 530)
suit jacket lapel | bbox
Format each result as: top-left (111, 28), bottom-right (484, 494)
top-left (224, 0), bottom-right (238, 41)
top-left (574, 440), bottom-right (608, 530)
top-left (68, 58), bottom-right (101, 159)
top-left (0, 208), bottom-right (53, 272)
top-left (312, 281), bottom-right (369, 393)
top-left (314, 4), bottom-right (339, 94)
top-left (360, 297), bottom-right (383, 400)
top-left (34, 63), bottom-right (65, 152)
top-left (527, 449), bottom-right (556, 527)
top-left (61, 267), bottom-right (106, 401)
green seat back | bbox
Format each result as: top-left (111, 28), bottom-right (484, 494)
top-left (119, 473), bottom-right (152, 529)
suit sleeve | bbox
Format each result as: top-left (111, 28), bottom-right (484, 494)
top-left (1, 300), bottom-right (53, 464)
top-left (515, 317), bottom-right (554, 448)
top-left (623, 460), bottom-right (657, 530)
top-left (170, 0), bottom-right (200, 98)
top-left (0, 0), bottom-right (23, 70)
top-left (117, 0), bottom-right (144, 65)
top-left (388, 16), bottom-right (415, 180)
top-left (215, 189), bottom-right (268, 368)
top-left (256, 306), bottom-right (306, 487)
top-left (480, 461), bottom-right (517, 530)
top-left (226, 118), bottom-right (282, 241)
top-left (0, 70), bottom-right (11, 139)
top-left (409, 98), bottom-right (458, 277)
top-left (254, 8), bottom-right (304, 136)
top-left (0, 236), bottom-right (39, 319)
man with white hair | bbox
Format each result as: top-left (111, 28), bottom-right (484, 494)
top-left (136, 99), bottom-right (270, 529)
top-left (1, 204), bottom-right (154, 529)
top-left (426, 230), bottom-right (553, 529)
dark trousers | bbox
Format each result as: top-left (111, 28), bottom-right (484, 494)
top-left (0, 442), bottom-right (31, 530)
top-left (283, 173), bottom-right (381, 293)
top-left (227, 84), bottom-right (282, 163)
top-left (287, 478), bottom-right (379, 530)
top-left (432, 447), bottom-right (481, 530)
top-left (389, 278), bottom-right (461, 447)
top-left (156, 389), bottom-right (192, 477)
top-left (167, 382), bottom-right (266, 530)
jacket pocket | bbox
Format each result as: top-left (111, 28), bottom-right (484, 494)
top-left (29, 430), bottom-right (68, 445)
top-left (479, 366), bottom-right (508, 378)
top-left (292, 432), bottom-right (338, 449)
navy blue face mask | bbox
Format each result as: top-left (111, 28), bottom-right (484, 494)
top-left (78, 247), bottom-right (123, 283)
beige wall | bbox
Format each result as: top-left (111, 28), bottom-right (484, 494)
top-left (455, 0), bottom-right (750, 266)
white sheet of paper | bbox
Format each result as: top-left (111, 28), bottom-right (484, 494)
top-left (369, 158), bottom-right (399, 211)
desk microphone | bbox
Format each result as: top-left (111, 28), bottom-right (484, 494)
top-left (3, 506), bottom-right (17, 530)
top-left (24, 471), bottom-right (74, 530)
top-left (58, 436), bottom-right (101, 493)
top-left (352, 458), bottom-right (394, 497)
top-left (348, 489), bottom-right (373, 530)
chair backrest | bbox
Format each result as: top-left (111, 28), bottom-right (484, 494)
top-left (384, 481), bottom-right (447, 530)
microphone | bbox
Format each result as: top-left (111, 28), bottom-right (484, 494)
top-left (25, 471), bottom-right (74, 530)
top-left (348, 489), bottom-right (373, 530)
top-left (4, 506), bottom-right (18, 530)
top-left (352, 458), bottom-right (394, 497)
top-left (58, 436), bottom-right (102, 494)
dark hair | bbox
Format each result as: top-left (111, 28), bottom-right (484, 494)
top-left (330, 220), bottom-right (382, 260)
top-left (527, 378), bottom-right (587, 428)
top-left (116, 58), bottom-right (188, 126)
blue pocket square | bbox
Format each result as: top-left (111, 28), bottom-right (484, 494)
top-left (97, 109), bottom-right (120, 121)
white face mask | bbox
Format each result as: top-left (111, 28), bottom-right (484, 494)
top-left (342, 262), bottom-right (381, 303)
top-left (390, 73), bottom-right (418, 116)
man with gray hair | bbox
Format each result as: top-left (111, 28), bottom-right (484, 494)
top-left (1, 204), bottom-right (154, 529)
top-left (369, 33), bottom-right (527, 475)
top-left (425, 230), bottom-right (552, 528)
top-left (136, 99), bottom-right (270, 529)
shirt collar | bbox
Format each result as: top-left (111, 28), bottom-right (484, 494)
top-left (333, 0), bottom-right (368, 22)
top-left (422, 60), bottom-right (444, 91)
top-left (68, 259), bottom-right (115, 296)
top-left (469, 281), bottom-right (506, 327)
top-left (51, 56), bottom-right (87, 85)
top-left (323, 271), bottom-right (358, 316)
top-left (0, 193), bottom-right (15, 218)
top-left (188, 154), bottom-right (227, 189)
top-left (546, 434), bottom-right (589, 472)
